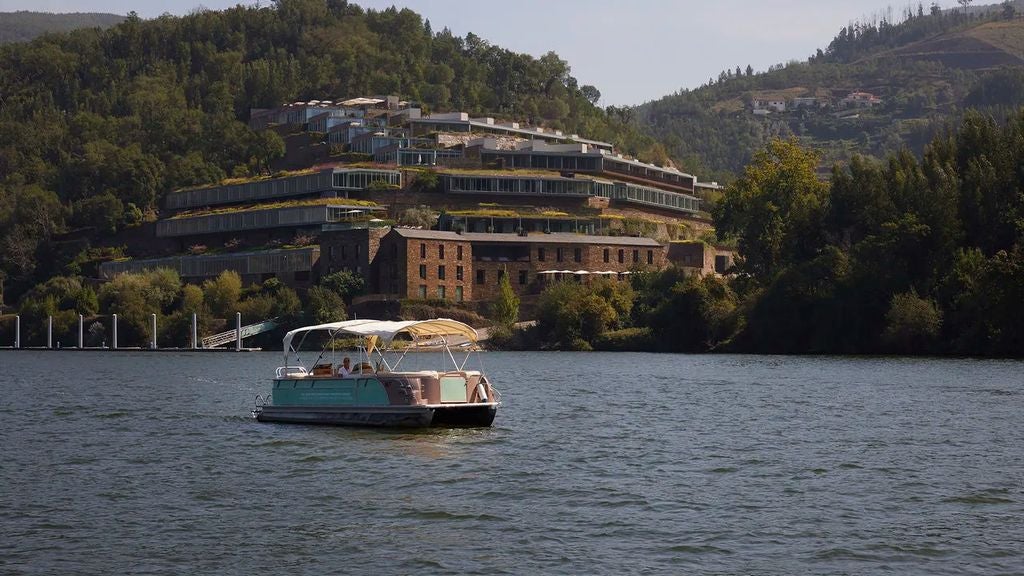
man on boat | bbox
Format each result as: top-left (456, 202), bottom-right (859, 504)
top-left (337, 357), bottom-right (351, 377)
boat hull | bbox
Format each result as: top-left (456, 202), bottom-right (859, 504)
top-left (256, 403), bottom-right (497, 428)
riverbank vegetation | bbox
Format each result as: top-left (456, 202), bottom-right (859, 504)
top-left (513, 109), bottom-right (1024, 356)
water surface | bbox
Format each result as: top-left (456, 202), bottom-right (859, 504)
top-left (1, 351), bottom-right (1022, 574)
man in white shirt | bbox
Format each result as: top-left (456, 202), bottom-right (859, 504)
top-left (337, 357), bottom-right (352, 377)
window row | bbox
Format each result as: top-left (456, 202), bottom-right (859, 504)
top-left (420, 242), bottom-right (464, 260)
top-left (417, 285), bottom-right (465, 301)
top-left (418, 265), bottom-right (465, 281)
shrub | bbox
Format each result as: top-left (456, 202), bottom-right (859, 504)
top-left (592, 327), bottom-right (653, 351)
top-left (881, 290), bottom-right (942, 354)
top-left (398, 206), bottom-right (437, 228)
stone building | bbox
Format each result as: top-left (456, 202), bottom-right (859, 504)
top-left (322, 227), bottom-right (666, 302)
top-left (666, 242), bottom-right (735, 276)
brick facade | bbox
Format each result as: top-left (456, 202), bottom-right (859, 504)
top-left (376, 231), bottom-right (474, 301)
top-left (320, 228), bottom-right (387, 282)
top-left (327, 227), bottom-right (666, 302)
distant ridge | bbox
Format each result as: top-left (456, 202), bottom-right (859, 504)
top-left (636, 2), bottom-right (1024, 178)
top-left (0, 10), bottom-right (125, 44)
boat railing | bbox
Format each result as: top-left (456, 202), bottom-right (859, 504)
top-left (276, 366), bottom-right (309, 378)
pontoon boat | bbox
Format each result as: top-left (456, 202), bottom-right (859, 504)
top-left (254, 319), bottom-right (499, 427)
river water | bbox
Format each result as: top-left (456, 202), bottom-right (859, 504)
top-left (1, 351), bottom-right (1022, 575)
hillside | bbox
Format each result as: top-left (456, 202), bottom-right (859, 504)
top-left (0, 1), bottom-right (658, 302)
top-left (0, 11), bottom-right (124, 44)
top-left (636, 2), bottom-right (1024, 180)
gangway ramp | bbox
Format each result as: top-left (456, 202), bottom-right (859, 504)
top-left (202, 318), bottom-right (278, 348)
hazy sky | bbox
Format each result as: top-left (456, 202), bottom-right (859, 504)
top-left (0, 0), bottom-right (962, 105)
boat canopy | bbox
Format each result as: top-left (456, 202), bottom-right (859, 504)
top-left (282, 318), bottom-right (479, 353)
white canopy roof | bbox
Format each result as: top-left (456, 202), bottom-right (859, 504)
top-left (282, 318), bottom-right (479, 352)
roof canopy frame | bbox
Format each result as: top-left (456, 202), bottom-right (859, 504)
top-left (282, 319), bottom-right (480, 370)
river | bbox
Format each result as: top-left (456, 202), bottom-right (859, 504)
top-left (1, 351), bottom-right (1021, 574)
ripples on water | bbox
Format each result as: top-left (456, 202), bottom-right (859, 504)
top-left (1, 351), bottom-right (1022, 574)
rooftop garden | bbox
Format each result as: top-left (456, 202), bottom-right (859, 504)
top-left (173, 167), bottom-right (321, 193)
top-left (434, 167), bottom-right (602, 180)
top-left (169, 197), bottom-right (380, 220)
top-left (446, 203), bottom-right (600, 219)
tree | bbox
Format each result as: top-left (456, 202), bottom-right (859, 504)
top-left (644, 272), bottom-right (738, 352)
top-left (71, 193), bottom-right (124, 235)
top-left (713, 139), bottom-right (828, 283)
top-left (535, 281), bottom-right (620, 349)
top-left (306, 285), bottom-right (347, 324)
top-left (580, 85), bottom-right (601, 105)
top-left (202, 270), bottom-right (242, 318)
top-left (320, 270), bottom-right (366, 303)
top-left (97, 269), bottom-right (182, 346)
top-left (1002, 1), bottom-right (1016, 20)
top-left (491, 269), bottom-right (519, 326)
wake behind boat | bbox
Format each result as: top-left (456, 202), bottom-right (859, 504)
top-left (254, 318), bottom-right (499, 427)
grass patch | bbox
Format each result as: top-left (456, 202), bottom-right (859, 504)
top-left (171, 197), bottom-right (380, 219)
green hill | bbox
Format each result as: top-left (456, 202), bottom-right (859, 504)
top-left (636, 1), bottom-right (1024, 180)
top-left (0, 11), bottom-right (124, 44)
top-left (0, 1), bottom-right (656, 301)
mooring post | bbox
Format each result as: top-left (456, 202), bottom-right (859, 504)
top-left (112, 313), bottom-right (118, 350)
top-left (48, 316), bottom-right (53, 349)
top-left (78, 314), bottom-right (84, 349)
top-left (235, 312), bottom-right (242, 351)
top-left (192, 312), bottom-right (198, 349)
top-left (151, 313), bottom-right (157, 350)
top-left (14, 315), bottom-right (20, 349)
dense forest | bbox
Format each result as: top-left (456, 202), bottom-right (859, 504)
top-left (0, 0), bottom-right (656, 305)
top-left (636, 2), bottom-right (1024, 180)
top-left (513, 109), bottom-right (1024, 356)
top-left (0, 11), bottom-right (124, 44)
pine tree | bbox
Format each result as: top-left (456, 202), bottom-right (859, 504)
top-left (491, 268), bottom-right (519, 327)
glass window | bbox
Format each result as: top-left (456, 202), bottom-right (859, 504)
top-left (418, 285), bottom-right (426, 298)
top-left (439, 244), bottom-right (445, 259)
top-left (538, 247), bottom-right (545, 262)
top-left (419, 264), bottom-right (427, 279)
top-left (457, 245), bottom-right (463, 260)
top-left (574, 248), bottom-right (581, 263)
top-left (456, 266), bottom-right (464, 281)
top-left (603, 248), bottom-right (609, 263)
top-left (438, 286), bottom-right (446, 299)
top-left (633, 250), bottom-right (639, 263)
top-left (476, 270), bottom-right (485, 284)
top-left (420, 243), bottom-right (426, 258)
top-left (618, 249), bottom-right (624, 264)
top-left (647, 250), bottom-right (653, 264)
top-left (519, 270), bottom-right (528, 285)
top-left (438, 265), bottom-right (446, 280)
top-left (556, 248), bottom-right (563, 263)
top-left (455, 286), bottom-right (463, 302)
